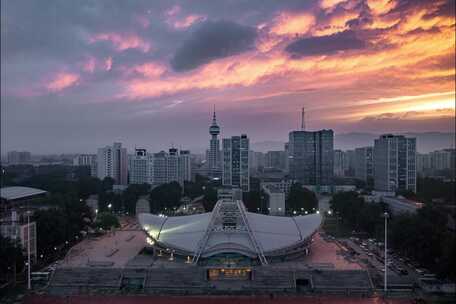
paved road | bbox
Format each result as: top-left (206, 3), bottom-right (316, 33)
top-left (341, 239), bottom-right (417, 287)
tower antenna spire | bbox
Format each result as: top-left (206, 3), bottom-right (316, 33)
top-left (301, 107), bottom-right (306, 131)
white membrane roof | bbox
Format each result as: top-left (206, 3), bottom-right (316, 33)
top-left (0, 186), bottom-right (47, 201)
top-left (138, 200), bottom-right (321, 256)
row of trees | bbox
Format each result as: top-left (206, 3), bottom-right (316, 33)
top-left (33, 193), bottom-right (93, 255)
top-left (330, 191), bottom-right (385, 238)
top-left (329, 191), bottom-right (456, 280)
top-left (389, 206), bottom-right (455, 280)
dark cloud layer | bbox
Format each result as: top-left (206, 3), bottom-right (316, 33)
top-left (285, 30), bottom-right (366, 58)
top-left (171, 20), bottom-right (257, 71)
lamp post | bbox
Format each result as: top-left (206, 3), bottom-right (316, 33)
top-left (27, 210), bottom-right (31, 290)
top-left (384, 211), bottom-right (389, 294)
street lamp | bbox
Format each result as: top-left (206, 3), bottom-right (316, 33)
top-left (26, 210), bottom-right (31, 290)
top-left (384, 212), bottom-right (389, 294)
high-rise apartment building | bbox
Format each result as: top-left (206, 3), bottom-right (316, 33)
top-left (151, 148), bottom-right (192, 187)
top-left (222, 134), bottom-right (250, 192)
top-left (345, 150), bottom-right (356, 177)
top-left (128, 148), bottom-right (153, 184)
top-left (97, 142), bottom-right (128, 185)
top-left (178, 150), bottom-right (192, 185)
top-left (249, 151), bottom-right (265, 173)
top-left (430, 149), bottom-right (455, 171)
top-left (73, 154), bottom-right (97, 176)
top-left (354, 147), bottom-right (374, 181)
top-left (333, 149), bottom-right (347, 177)
top-left (152, 151), bottom-right (169, 185)
top-left (265, 151), bottom-right (286, 170)
top-left (288, 130), bottom-right (334, 186)
top-left (167, 148), bottom-right (179, 183)
top-left (7, 151), bottom-right (31, 164)
top-left (416, 152), bottom-right (431, 175)
top-left (373, 134), bottom-right (416, 192)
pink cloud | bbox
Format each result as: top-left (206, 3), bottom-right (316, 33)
top-left (172, 14), bottom-right (206, 29)
top-left (46, 72), bottom-right (80, 92)
top-left (82, 56), bottom-right (96, 73)
top-left (137, 15), bottom-right (150, 29)
top-left (104, 56), bottom-right (113, 71)
top-left (164, 4), bottom-right (205, 30)
top-left (89, 32), bottom-right (151, 53)
top-left (165, 5), bottom-right (181, 17)
top-left (126, 62), bottom-right (166, 78)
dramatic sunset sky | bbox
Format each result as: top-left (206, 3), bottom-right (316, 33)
top-left (1, 0), bottom-right (455, 153)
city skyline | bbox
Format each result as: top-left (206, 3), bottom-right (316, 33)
top-left (1, 0), bottom-right (455, 154)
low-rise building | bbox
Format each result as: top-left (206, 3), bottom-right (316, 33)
top-left (262, 184), bottom-right (285, 216)
top-left (217, 187), bottom-right (243, 201)
top-left (136, 196), bottom-right (151, 215)
top-left (381, 196), bottom-right (423, 215)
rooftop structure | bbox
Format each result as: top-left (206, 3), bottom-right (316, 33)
top-left (0, 186), bottom-right (48, 201)
top-left (139, 199), bottom-right (321, 265)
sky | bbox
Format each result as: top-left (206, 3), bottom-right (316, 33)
top-left (1, 0), bottom-right (455, 154)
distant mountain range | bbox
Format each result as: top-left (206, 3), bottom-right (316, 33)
top-left (251, 132), bottom-right (455, 153)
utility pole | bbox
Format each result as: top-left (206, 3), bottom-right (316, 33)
top-left (301, 107), bottom-right (306, 131)
top-left (384, 212), bottom-right (388, 294)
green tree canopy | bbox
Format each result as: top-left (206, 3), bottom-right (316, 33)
top-left (95, 212), bottom-right (120, 230)
top-left (149, 182), bottom-right (182, 213)
top-left (286, 183), bottom-right (318, 213)
top-left (33, 208), bottom-right (68, 252)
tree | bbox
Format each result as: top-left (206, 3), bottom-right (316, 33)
top-left (122, 183), bottom-right (150, 214)
top-left (33, 208), bottom-right (68, 253)
top-left (101, 177), bottom-right (115, 192)
top-left (95, 212), bottom-right (120, 230)
top-left (389, 204), bottom-right (453, 279)
top-left (286, 183), bottom-right (318, 213)
top-left (60, 193), bottom-right (93, 239)
top-left (329, 191), bottom-right (384, 238)
top-left (417, 177), bottom-right (455, 203)
top-left (183, 181), bottom-right (205, 199)
top-left (150, 182), bottom-right (182, 213)
top-left (0, 235), bottom-right (25, 279)
top-left (76, 176), bottom-right (102, 199)
top-left (243, 190), bottom-right (264, 212)
top-left (202, 187), bottom-right (218, 212)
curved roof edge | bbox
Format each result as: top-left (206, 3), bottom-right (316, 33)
top-left (0, 186), bottom-right (48, 201)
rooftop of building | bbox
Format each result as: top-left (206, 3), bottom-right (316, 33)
top-left (262, 184), bottom-right (284, 193)
top-left (383, 196), bottom-right (424, 207)
top-left (139, 199), bottom-right (322, 258)
top-left (0, 186), bottom-right (48, 201)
